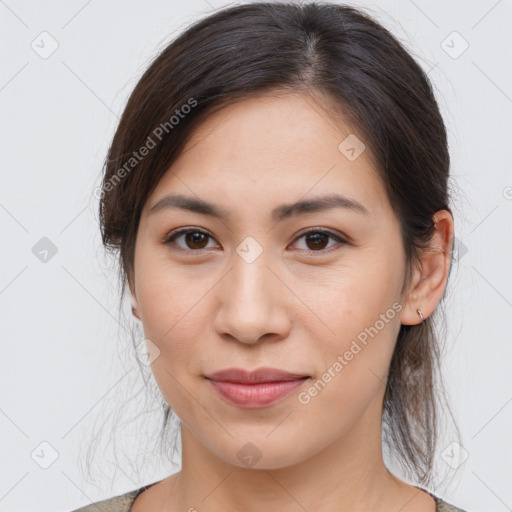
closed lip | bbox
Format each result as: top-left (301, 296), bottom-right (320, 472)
top-left (204, 367), bottom-right (309, 384)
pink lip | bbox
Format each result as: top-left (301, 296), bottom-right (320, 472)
top-left (205, 367), bottom-right (310, 408)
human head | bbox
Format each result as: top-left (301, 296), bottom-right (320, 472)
top-left (99, 1), bottom-right (454, 485)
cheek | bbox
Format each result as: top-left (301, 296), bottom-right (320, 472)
top-left (138, 277), bottom-right (209, 421)
top-left (295, 302), bottom-right (400, 439)
top-left (296, 252), bottom-right (403, 404)
top-left (299, 255), bottom-right (402, 350)
top-left (135, 267), bottom-right (214, 413)
top-left (136, 255), bottom-right (213, 342)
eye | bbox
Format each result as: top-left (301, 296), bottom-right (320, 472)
top-left (291, 229), bottom-right (347, 254)
top-left (163, 227), bottom-right (347, 255)
top-left (163, 228), bottom-right (219, 252)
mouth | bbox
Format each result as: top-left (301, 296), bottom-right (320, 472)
top-left (204, 367), bottom-right (310, 408)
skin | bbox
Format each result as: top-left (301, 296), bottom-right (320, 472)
top-left (129, 91), bottom-right (453, 512)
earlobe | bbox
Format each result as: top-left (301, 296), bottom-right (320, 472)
top-left (401, 270), bottom-right (429, 326)
top-left (400, 210), bottom-right (454, 326)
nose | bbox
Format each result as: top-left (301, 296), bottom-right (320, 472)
top-left (212, 249), bottom-right (292, 346)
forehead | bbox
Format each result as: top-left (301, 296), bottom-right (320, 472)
top-left (145, 92), bottom-right (390, 217)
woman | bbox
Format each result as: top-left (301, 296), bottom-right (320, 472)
top-left (73, 2), bottom-right (468, 511)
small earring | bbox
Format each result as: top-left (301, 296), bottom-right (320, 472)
top-left (416, 308), bottom-right (424, 322)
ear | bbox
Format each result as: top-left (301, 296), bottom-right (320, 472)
top-left (401, 210), bottom-right (454, 325)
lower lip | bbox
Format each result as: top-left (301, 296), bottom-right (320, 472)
top-left (207, 378), bottom-right (309, 408)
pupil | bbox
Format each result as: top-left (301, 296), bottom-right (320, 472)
top-left (186, 232), bottom-right (207, 249)
top-left (307, 232), bottom-right (328, 250)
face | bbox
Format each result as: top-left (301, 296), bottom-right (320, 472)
top-left (132, 92), bottom-right (409, 469)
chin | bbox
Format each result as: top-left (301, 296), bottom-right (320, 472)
top-left (207, 434), bottom-right (315, 471)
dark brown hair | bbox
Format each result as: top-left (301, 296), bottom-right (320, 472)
top-left (98, 1), bottom-right (457, 487)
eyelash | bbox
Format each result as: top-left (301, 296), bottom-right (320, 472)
top-left (162, 227), bottom-right (348, 255)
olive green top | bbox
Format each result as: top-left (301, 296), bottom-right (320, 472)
top-left (71, 480), bottom-right (468, 512)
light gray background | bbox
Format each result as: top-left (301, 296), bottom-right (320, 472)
top-left (1, 1), bottom-right (511, 511)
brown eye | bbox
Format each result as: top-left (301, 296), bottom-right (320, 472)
top-left (164, 229), bottom-right (218, 251)
top-left (292, 229), bottom-right (346, 253)
top-left (185, 231), bottom-right (208, 249)
top-left (304, 232), bottom-right (329, 250)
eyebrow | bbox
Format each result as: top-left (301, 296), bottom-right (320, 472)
top-left (148, 193), bottom-right (369, 221)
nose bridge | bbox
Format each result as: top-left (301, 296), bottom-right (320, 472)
top-left (230, 239), bottom-right (275, 315)
top-left (214, 238), bottom-right (289, 344)
top-left (230, 233), bottom-right (274, 293)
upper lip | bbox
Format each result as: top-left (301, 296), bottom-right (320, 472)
top-left (205, 367), bottom-right (309, 384)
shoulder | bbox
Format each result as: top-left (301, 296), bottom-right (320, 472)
top-left (69, 482), bottom-right (157, 512)
top-left (69, 482), bottom-right (469, 512)
top-left (415, 485), bottom-right (468, 512)
top-left (434, 495), bottom-right (469, 512)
